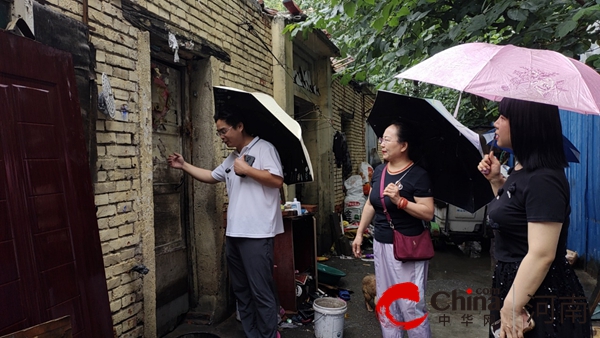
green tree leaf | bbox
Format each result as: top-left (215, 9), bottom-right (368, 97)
top-left (448, 24), bottom-right (462, 41)
top-left (466, 15), bottom-right (487, 35)
top-left (372, 17), bottom-right (386, 31)
top-left (344, 2), bottom-right (356, 17)
top-left (354, 71), bottom-right (367, 81)
top-left (292, 0), bottom-right (600, 127)
top-left (520, 1), bottom-right (541, 12)
top-left (396, 24), bottom-right (408, 38)
top-left (340, 72), bottom-right (353, 85)
top-left (397, 6), bottom-right (410, 18)
top-left (556, 20), bottom-right (577, 38)
top-left (507, 8), bottom-right (528, 21)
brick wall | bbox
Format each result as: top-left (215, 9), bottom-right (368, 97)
top-left (330, 79), bottom-right (374, 210)
top-left (38, 0), bottom-right (276, 336)
top-left (30, 0), bottom-right (377, 335)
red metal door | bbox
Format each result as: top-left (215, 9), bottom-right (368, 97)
top-left (0, 32), bottom-right (112, 337)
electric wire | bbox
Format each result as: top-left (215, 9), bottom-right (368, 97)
top-left (225, 4), bottom-right (366, 136)
top-left (232, 13), bottom-right (336, 131)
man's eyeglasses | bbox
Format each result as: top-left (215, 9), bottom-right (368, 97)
top-left (378, 137), bottom-right (396, 144)
top-left (216, 126), bottom-right (233, 136)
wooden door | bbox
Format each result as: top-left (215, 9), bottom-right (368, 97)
top-left (0, 32), bottom-right (112, 337)
top-left (151, 60), bottom-right (190, 335)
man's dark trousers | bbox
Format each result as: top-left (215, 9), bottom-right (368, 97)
top-left (226, 236), bottom-right (278, 338)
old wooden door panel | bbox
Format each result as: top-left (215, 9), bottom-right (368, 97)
top-left (0, 315), bottom-right (72, 338)
top-left (0, 32), bottom-right (112, 337)
top-left (151, 60), bottom-right (189, 334)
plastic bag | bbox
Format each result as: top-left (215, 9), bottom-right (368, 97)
top-left (359, 162), bottom-right (373, 184)
top-left (343, 175), bottom-right (366, 221)
top-left (344, 193), bottom-right (365, 222)
top-left (359, 162), bottom-right (374, 196)
top-left (344, 175), bottom-right (363, 195)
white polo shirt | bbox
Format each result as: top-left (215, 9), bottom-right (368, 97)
top-left (212, 137), bottom-right (284, 238)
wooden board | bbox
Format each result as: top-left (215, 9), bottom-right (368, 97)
top-left (0, 316), bottom-right (71, 338)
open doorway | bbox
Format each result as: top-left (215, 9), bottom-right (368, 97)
top-left (293, 96), bottom-right (318, 205)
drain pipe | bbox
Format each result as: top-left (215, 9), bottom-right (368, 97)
top-left (81, 0), bottom-right (95, 32)
top-left (82, 0), bottom-right (88, 26)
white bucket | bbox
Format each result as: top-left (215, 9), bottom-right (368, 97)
top-left (313, 297), bottom-right (347, 338)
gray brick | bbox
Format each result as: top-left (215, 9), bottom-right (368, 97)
top-left (116, 133), bottom-right (132, 144)
top-left (117, 202), bottom-right (133, 214)
top-left (97, 132), bottom-right (117, 144)
top-left (97, 204), bottom-right (117, 218)
top-left (95, 193), bottom-right (109, 206)
top-left (95, 181), bottom-right (116, 194)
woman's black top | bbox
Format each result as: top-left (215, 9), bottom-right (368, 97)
top-left (487, 167), bottom-right (570, 263)
top-left (369, 163), bottom-right (433, 243)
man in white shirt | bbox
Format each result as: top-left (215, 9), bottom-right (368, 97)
top-left (168, 108), bottom-right (284, 338)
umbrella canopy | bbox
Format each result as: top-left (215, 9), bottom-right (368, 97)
top-left (482, 130), bottom-right (581, 163)
top-left (396, 42), bottom-right (600, 115)
top-left (368, 91), bottom-right (494, 213)
top-left (213, 86), bottom-right (313, 185)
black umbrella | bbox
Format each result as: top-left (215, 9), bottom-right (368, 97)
top-left (213, 86), bottom-right (314, 185)
top-left (367, 91), bottom-right (494, 213)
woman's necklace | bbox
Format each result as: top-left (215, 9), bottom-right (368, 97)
top-left (387, 161), bottom-right (413, 175)
top-left (388, 161), bottom-right (415, 190)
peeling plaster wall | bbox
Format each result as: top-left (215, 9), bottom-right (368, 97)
top-left (271, 16), bottom-right (295, 200)
top-left (188, 57), bottom-right (232, 321)
top-left (136, 30), bottom-right (157, 338)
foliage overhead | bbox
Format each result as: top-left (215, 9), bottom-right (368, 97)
top-left (286, 0), bottom-right (600, 126)
top-left (264, 0), bottom-right (286, 11)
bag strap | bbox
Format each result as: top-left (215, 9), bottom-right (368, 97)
top-left (379, 163), bottom-right (427, 231)
top-left (379, 164), bottom-right (394, 228)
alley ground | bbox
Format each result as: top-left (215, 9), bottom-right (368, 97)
top-left (165, 244), bottom-right (597, 338)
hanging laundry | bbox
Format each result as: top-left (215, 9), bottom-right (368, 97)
top-left (333, 131), bottom-right (352, 178)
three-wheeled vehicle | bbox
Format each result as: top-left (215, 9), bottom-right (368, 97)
top-left (432, 200), bottom-right (491, 253)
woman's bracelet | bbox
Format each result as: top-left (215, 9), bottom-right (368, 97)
top-left (397, 197), bottom-right (408, 209)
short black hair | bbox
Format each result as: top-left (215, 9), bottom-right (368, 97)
top-left (499, 98), bottom-right (567, 171)
top-left (213, 107), bottom-right (243, 126)
top-left (390, 119), bottom-right (421, 162)
top-left (213, 107), bottom-right (254, 135)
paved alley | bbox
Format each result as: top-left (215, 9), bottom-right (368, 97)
top-left (166, 244), bottom-right (597, 338)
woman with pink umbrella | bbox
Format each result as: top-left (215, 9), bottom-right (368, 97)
top-left (478, 98), bottom-right (590, 338)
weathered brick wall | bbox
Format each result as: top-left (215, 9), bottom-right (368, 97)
top-left (330, 81), bottom-right (344, 210)
top-left (39, 0), bottom-right (275, 336)
top-left (330, 79), bottom-right (374, 210)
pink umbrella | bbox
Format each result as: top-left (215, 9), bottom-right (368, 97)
top-left (395, 42), bottom-right (600, 115)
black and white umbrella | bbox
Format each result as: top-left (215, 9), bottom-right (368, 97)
top-left (368, 91), bottom-right (494, 213)
top-left (213, 86), bottom-right (314, 185)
